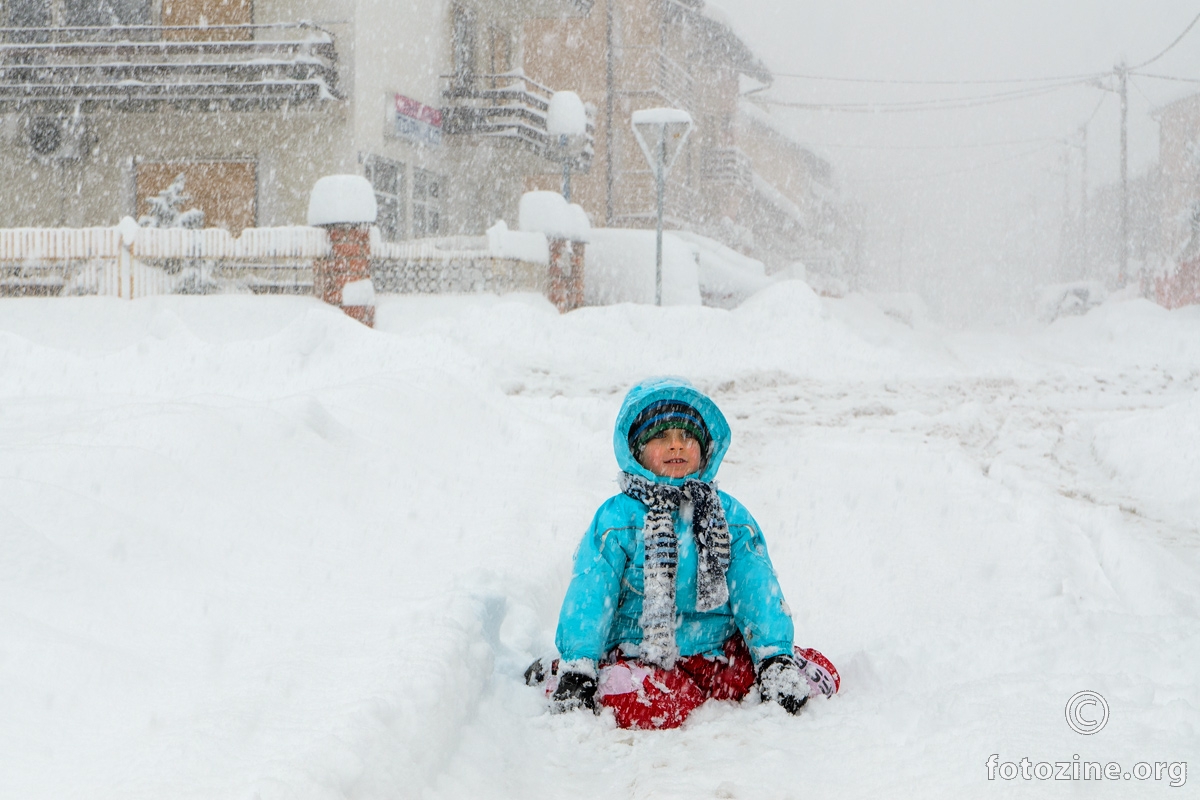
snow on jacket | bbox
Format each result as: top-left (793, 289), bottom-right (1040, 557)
top-left (555, 377), bottom-right (795, 666)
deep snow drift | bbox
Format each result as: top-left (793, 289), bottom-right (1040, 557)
top-left (1, 286), bottom-right (1197, 799)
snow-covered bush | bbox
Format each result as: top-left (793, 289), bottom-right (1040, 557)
top-left (138, 174), bottom-right (205, 230)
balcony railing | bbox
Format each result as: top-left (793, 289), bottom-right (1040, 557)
top-left (441, 71), bottom-right (594, 170)
top-left (0, 22), bottom-right (339, 110)
top-left (702, 147), bottom-right (752, 192)
top-left (620, 46), bottom-right (694, 112)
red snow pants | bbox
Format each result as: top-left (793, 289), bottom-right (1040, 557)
top-left (596, 636), bottom-right (758, 730)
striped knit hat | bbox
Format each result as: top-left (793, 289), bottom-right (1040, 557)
top-left (627, 399), bottom-right (712, 459)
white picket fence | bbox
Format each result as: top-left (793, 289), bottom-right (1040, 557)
top-left (0, 226), bottom-right (331, 297)
top-left (0, 224), bottom-right (551, 298)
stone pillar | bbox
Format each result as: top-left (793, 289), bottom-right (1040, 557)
top-left (314, 224), bottom-right (375, 327)
top-left (568, 239), bottom-right (586, 310)
top-left (547, 236), bottom-right (586, 313)
top-left (307, 174), bottom-right (378, 327)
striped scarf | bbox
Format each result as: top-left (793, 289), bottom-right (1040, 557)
top-left (619, 472), bottom-right (732, 669)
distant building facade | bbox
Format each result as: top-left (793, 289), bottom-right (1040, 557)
top-left (0, 0), bottom-right (847, 276)
top-left (0, 0), bottom-right (591, 236)
top-left (521, 0), bottom-right (848, 274)
top-left (1153, 92), bottom-right (1200, 306)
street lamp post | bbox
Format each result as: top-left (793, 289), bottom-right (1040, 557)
top-left (547, 91), bottom-right (588, 203)
top-left (631, 108), bottom-right (693, 305)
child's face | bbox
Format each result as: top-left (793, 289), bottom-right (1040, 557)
top-left (637, 427), bottom-right (703, 479)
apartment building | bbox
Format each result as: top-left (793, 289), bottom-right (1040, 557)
top-left (0, 0), bottom-right (592, 236)
top-left (521, 0), bottom-right (846, 273)
top-left (1156, 92), bottom-right (1200, 260)
top-left (0, 0), bottom-right (844, 277)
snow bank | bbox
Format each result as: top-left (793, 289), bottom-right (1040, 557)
top-left (306, 175), bottom-right (377, 226)
top-left (1035, 281), bottom-right (1108, 322)
top-left (341, 277), bottom-right (376, 306)
top-left (1091, 392), bottom-right (1200, 527)
top-left (671, 230), bottom-right (773, 308)
top-left (517, 191), bottom-right (590, 241)
top-left (584, 228), bottom-right (701, 306)
top-left (1035, 298), bottom-right (1200, 369)
top-left (2, 293), bottom-right (1198, 799)
top-left (487, 221), bottom-right (549, 264)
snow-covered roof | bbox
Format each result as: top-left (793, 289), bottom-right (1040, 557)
top-left (665, 0), bottom-right (772, 84)
top-left (737, 99), bottom-right (833, 184)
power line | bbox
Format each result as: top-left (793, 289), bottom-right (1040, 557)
top-left (1132, 9), bottom-right (1200, 69)
top-left (769, 70), bottom-right (1109, 87)
top-left (843, 143), bottom-right (1059, 184)
top-left (798, 136), bottom-right (1061, 151)
top-left (1075, 91), bottom-right (1109, 131)
top-left (1128, 75), bottom-right (1156, 107)
top-left (759, 80), bottom-right (1088, 113)
top-left (767, 10), bottom-right (1200, 87)
top-left (1131, 72), bottom-right (1200, 84)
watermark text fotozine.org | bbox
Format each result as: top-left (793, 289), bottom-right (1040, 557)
top-left (985, 692), bottom-right (1187, 787)
top-left (986, 755), bottom-right (1187, 787)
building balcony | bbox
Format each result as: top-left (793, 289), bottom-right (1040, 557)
top-left (441, 71), bottom-right (594, 171)
top-left (620, 46), bottom-right (694, 113)
top-left (0, 22), bottom-right (339, 111)
top-left (455, 0), bottom-right (594, 20)
top-left (702, 147), bottom-right (752, 193)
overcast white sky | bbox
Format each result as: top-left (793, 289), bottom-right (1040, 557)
top-left (712, 1), bottom-right (1200, 318)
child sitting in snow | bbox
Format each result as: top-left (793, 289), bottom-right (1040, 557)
top-left (528, 377), bottom-right (839, 729)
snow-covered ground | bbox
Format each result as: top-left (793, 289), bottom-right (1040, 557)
top-left (2, 285), bottom-right (1197, 799)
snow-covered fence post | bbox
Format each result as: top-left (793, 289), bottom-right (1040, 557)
top-left (116, 216), bottom-right (140, 300)
top-left (519, 191), bottom-right (590, 313)
top-left (307, 175), bottom-right (378, 327)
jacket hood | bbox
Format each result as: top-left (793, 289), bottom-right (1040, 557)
top-left (614, 377), bottom-right (731, 485)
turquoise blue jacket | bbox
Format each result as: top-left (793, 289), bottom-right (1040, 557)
top-left (555, 378), bottom-right (795, 667)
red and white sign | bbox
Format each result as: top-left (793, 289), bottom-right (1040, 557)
top-left (391, 94), bottom-right (442, 146)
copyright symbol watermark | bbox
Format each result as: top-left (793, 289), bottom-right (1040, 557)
top-left (1065, 690), bottom-right (1109, 735)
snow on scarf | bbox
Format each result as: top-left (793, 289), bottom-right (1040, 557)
top-left (619, 472), bottom-right (731, 669)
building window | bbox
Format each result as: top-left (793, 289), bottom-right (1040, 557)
top-left (365, 156), bottom-right (405, 242)
top-left (163, 0), bottom-right (252, 41)
top-left (64, 0), bottom-right (151, 26)
top-left (6, 0), bottom-right (51, 27)
top-left (135, 160), bottom-right (256, 234)
top-left (488, 24), bottom-right (513, 75)
top-left (413, 168), bottom-right (442, 238)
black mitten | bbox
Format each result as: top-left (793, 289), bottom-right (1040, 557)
top-left (523, 658), bottom-right (547, 686)
top-left (550, 670), bottom-right (598, 713)
top-left (757, 654), bottom-right (808, 715)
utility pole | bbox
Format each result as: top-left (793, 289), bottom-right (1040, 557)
top-left (604, 0), bottom-right (615, 226)
top-left (1080, 124), bottom-right (1089, 273)
top-left (1060, 148), bottom-right (1072, 279)
top-left (1118, 62), bottom-right (1129, 286)
top-left (655, 133), bottom-right (666, 305)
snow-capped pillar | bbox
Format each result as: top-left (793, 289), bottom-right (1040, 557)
top-left (307, 175), bottom-right (378, 327)
top-left (116, 216), bottom-right (140, 300)
top-left (519, 191), bottom-right (590, 313)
